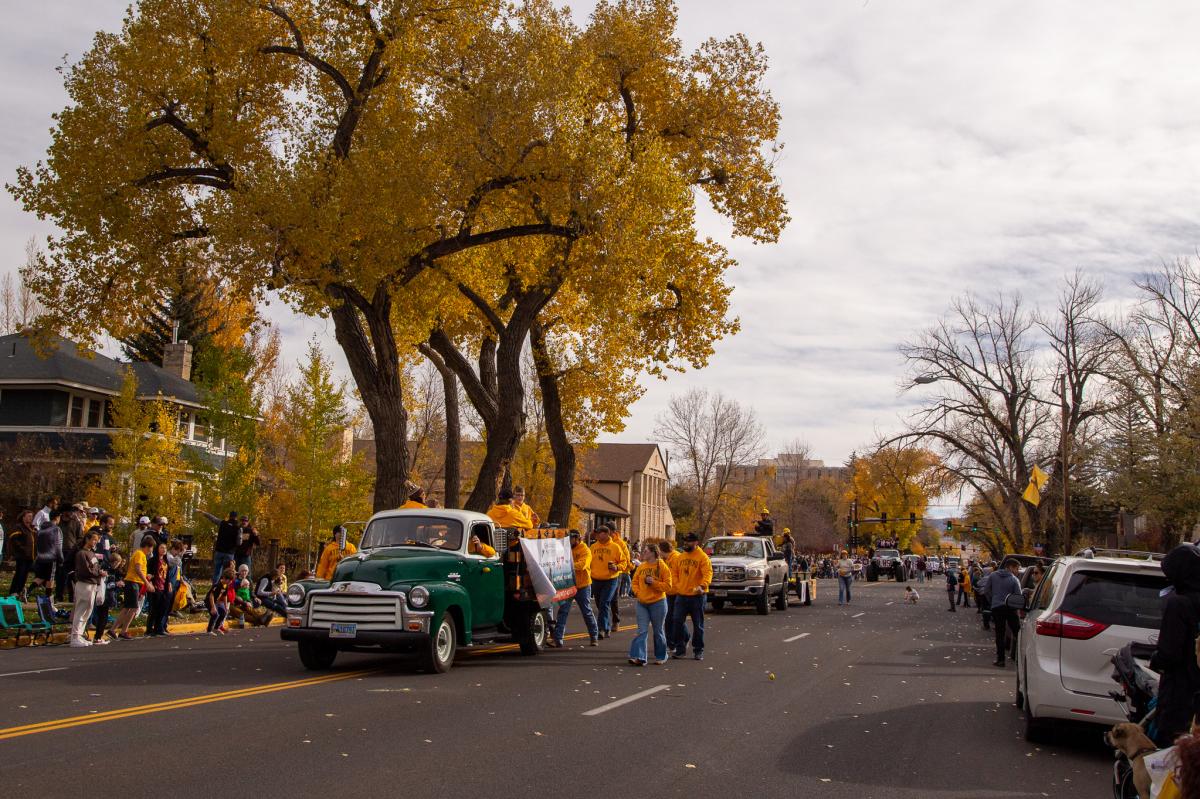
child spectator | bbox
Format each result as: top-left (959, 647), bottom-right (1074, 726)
top-left (905, 585), bottom-right (919, 604)
top-left (206, 575), bottom-right (230, 634)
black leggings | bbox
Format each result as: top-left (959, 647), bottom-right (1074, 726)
top-left (8, 558), bottom-right (32, 596)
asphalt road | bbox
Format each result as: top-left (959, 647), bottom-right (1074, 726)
top-left (0, 579), bottom-right (1109, 798)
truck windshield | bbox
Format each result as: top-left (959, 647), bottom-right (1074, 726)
top-left (710, 539), bottom-right (765, 558)
top-left (360, 516), bottom-right (464, 552)
top-left (876, 550), bottom-right (899, 558)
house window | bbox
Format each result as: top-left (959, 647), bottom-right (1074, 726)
top-left (193, 415), bottom-right (209, 444)
top-left (86, 399), bottom-right (102, 428)
top-left (70, 395), bottom-right (85, 427)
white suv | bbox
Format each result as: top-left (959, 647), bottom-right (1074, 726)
top-left (1013, 552), bottom-right (1166, 742)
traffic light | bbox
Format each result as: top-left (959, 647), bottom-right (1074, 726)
top-left (909, 512), bottom-right (917, 525)
top-left (971, 523), bottom-right (979, 534)
top-left (945, 519), bottom-right (953, 532)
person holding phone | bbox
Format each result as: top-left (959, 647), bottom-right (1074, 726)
top-left (628, 544), bottom-right (673, 666)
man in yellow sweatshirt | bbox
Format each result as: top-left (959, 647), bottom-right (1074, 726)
top-left (588, 525), bottom-right (628, 638)
top-left (398, 487), bottom-right (427, 509)
top-left (609, 530), bottom-right (633, 625)
top-left (670, 532), bottom-right (713, 661)
top-left (657, 539), bottom-right (690, 653)
top-left (628, 544), bottom-right (673, 666)
top-left (550, 529), bottom-right (599, 647)
top-left (316, 525), bottom-right (358, 581)
top-left (486, 489), bottom-right (533, 530)
top-left (512, 486), bottom-right (541, 528)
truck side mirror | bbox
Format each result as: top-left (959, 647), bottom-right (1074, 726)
top-left (767, 552), bottom-right (785, 561)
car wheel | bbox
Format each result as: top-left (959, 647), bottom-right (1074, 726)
top-left (1023, 681), bottom-right (1052, 743)
top-left (515, 605), bottom-right (544, 656)
top-left (756, 583), bottom-right (770, 615)
top-left (774, 581), bottom-right (789, 610)
top-left (711, 599), bottom-right (725, 612)
top-left (297, 640), bottom-right (337, 671)
top-left (420, 614), bottom-right (457, 673)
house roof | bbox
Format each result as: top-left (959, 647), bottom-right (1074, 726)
top-left (579, 443), bottom-right (664, 483)
top-left (573, 483), bottom-right (630, 517)
top-left (0, 333), bottom-right (200, 406)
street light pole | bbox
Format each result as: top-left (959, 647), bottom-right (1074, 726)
top-left (1059, 373), bottom-right (1071, 553)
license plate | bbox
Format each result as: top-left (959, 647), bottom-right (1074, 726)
top-left (710, 590), bottom-right (727, 598)
top-left (329, 622), bottom-right (357, 639)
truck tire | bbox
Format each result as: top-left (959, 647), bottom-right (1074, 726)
top-left (774, 581), bottom-right (789, 610)
top-left (420, 614), bottom-right (457, 674)
top-left (894, 565), bottom-right (906, 583)
top-left (515, 606), bottom-right (545, 656)
top-left (297, 640), bottom-right (338, 671)
top-left (756, 583), bottom-right (770, 615)
top-left (866, 563), bottom-right (879, 582)
top-left (711, 599), bottom-right (725, 612)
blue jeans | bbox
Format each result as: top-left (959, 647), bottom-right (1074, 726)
top-left (592, 579), bottom-right (618, 633)
top-left (665, 595), bottom-right (690, 650)
top-left (212, 552), bottom-right (235, 584)
top-left (838, 575), bottom-right (853, 604)
top-left (629, 599), bottom-right (668, 663)
top-left (671, 594), bottom-right (705, 656)
top-left (554, 585), bottom-right (598, 642)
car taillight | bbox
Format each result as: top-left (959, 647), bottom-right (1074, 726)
top-left (1035, 611), bottom-right (1109, 640)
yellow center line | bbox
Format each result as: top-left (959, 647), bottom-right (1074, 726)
top-left (0, 669), bottom-right (376, 740)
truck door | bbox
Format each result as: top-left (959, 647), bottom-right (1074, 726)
top-left (767, 541), bottom-right (785, 587)
top-left (462, 522), bottom-right (505, 628)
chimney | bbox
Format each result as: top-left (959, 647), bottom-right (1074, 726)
top-left (162, 341), bottom-right (194, 381)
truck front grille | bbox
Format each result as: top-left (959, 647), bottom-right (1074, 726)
top-left (309, 594), bottom-right (402, 631)
top-left (714, 566), bottom-right (746, 582)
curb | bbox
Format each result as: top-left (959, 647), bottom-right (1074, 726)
top-left (1, 617), bottom-right (283, 650)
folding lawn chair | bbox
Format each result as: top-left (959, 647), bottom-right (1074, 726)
top-left (32, 595), bottom-right (63, 645)
top-left (0, 596), bottom-right (39, 646)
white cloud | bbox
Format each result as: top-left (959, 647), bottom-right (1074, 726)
top-left (3, 1), bottom-right (1200, 465)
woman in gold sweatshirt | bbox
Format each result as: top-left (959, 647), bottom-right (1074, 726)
top-left (628, 544), bottom-right (673, 666)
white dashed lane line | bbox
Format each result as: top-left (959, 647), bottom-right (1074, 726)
top-left (783, 632), bottom-right (810, 643)
top-left (852, 612), bottom-right (865, 618)
top-left (0, 668), bottom-right (68, 678)
top-left (582, 684), bottom-right (671, 716)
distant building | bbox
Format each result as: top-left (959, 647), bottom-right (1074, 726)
top-left (576, 443), bottom-right (675, 544)
top-left (0, 332), bottom-right (227, 507)
top-left (728, 456), bottom-right (850, 486)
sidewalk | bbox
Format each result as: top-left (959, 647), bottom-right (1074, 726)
top-left (1, 615), bottom-right (282, 650)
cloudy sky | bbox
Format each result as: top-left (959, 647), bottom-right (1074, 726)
top-left (4, 1), bottom-right (1200, 467)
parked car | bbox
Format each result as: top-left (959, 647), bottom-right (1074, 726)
top-left (925, 556), bottom-right (942, 575)
top-left (705, 535), bottom-right (789, 615)
top-left (282, 509), bottom-right (550, 674)
top-left (1013, 551), bottom-right (1167, 742)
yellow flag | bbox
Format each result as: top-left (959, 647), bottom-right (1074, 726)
top-left (1030, 465), bottom-right (1049, 491)
top-left (1023, 481), bottom-right (1041, 507)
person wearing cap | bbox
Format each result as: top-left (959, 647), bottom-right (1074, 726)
top-left (486, 489), bottom-right (533, 530)
top-left (589, 525), bottom-right (628, 639)
top-left (316, 525), bottom-right (358, 581)
top-left (549, 529), bottom-right (598, 648)
top-left (150, 516), bottom-right (170, 546)
top-left (84, 507), bottom-right (99, 532)
top-left (669, 532), bottom-right (713, 661)
top-left (753, 508), bottom-right (775, 537)
top-left (657, 540), bottom-right (688, 652)
top-left (399, 487), bottom-right (428, 510)
top-left (200, 509), bottom-right (241, 584)
top-left (235, 516), bottom-right (260, 571)
top-left (129, 516), bottom-right (151, 557)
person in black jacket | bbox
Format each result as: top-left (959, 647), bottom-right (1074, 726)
top-left (1151, 544), bottom-right (1200, 747)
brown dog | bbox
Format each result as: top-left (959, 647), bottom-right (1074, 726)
top-left (1105, 722), bottom-right (1156, 799)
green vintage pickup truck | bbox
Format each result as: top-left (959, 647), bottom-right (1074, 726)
top-left (281, 509), bottom-right (549, 673)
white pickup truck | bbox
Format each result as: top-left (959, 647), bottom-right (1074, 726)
top-left (705, 536), bottom-right (790, 615)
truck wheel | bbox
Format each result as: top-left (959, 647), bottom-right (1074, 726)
top-left (756, 583), bottom-right (770, 615)
top-left (297, 640), bottom-right (337, 671)
top-left (774, 582), bottom-right (789, 610)
top-left (711, 599), bottom-right (725, 612)
top-left (515, 606), bottom-right (545, 656)
top-left (894, 565), bottom-right (906, 583)
top-left (866, 563), bottom-right (879, 582)
top-left (420, 614), bottom-right (457, 673)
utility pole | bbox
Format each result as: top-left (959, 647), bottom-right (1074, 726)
top-left (1059, 372), bottom-right (1071, 553)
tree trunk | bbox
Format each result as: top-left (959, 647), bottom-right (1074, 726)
top-left (462, 324), bottom-right (527, 511)
top-left (328, 288), bottom-right (409, 512)
top-left (530, 323), bottom-right (575, 526)
top-left (418, 343), bottom-right (461, 509)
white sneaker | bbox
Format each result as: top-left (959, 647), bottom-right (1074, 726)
top-left (69, 638), bottom-right (92, 648)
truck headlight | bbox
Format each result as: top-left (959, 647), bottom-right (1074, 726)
top-left (409, 586), bottom-right (430, 608)
top-left (287, 584), bottom-right (306, 606)
top-left (747, 567), bottom-right (765, 579)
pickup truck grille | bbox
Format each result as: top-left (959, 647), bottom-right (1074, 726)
top-left (309, 594), bottom-right (402, 631)
top-left (713, 566), bottom-right (746, 582)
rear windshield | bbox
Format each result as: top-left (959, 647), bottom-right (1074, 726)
top-left (1059, 570), bottom-right (1168, 629)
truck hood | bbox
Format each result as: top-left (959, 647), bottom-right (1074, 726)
top-left (710, 556), bottom-right (766, 568)
top-left (332, 547), bottom-right (460, 587)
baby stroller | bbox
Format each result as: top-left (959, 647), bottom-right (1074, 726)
top-left (1108, 641), bottom-right (1159, 799)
